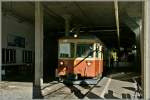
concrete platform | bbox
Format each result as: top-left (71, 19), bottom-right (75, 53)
top-left (0, 81), bottom-right (32, 100)
top-left (0, 72), bottom-right (142, 99)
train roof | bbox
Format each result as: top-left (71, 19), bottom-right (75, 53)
top-left (59, 35), bottom-right (105, 46)
top-left (59, 35), bottom-right (99, 40)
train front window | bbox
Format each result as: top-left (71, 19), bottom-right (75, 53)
top-left (76, 44), bottom-right (93, 58)
top-left (59, 43), bottom-right (75, 58)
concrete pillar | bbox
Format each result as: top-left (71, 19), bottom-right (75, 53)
top-left (135, 20), bottom-right (142, 73)
top-left (33, 2), bottom-right (43, 98)
top-left (140, 3), bottom-right (144, 97)
top-left (144, 1), bottom-right (150, 99)
top-left (63, 15), bottom-right (70, 36)
top-left (0, 1), bottom-right (2, 81)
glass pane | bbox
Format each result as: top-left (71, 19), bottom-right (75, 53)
top-left (96, 51), bottom-right (99, 58)
top-left (71, 43), bottom-right (75, 58)
top-left (77, 44), bottom-right (93, 58)
top-left (96, 44), bottom-right (99, 58)
top-left (59, 43), bottom-right (75, 58)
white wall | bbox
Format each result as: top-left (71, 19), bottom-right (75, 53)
top-left (2, 14), bottom-right (34, 64)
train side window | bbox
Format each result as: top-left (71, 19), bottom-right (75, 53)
top-left (59, 43), bottom-right (75, 58)
top-left (76, 44), bottom-right (93, 58)
top-left (95, 44), bottom-right (99, 58)
top-left (97, 49), bottom-right (103, 60)
top-left (101, 52), bottom-right (103, 60)
top-left (96, 51), bottom-right (101, 58)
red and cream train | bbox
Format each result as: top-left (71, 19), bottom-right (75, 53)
top-left (56, 36), bottom-right (104, 81)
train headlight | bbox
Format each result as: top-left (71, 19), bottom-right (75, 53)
top-left (86, 61), bottom-right (92, 66)
top-left (74, 34), bottom-right (78, 38)
top-left (60, 61), bottom-right (64, 65)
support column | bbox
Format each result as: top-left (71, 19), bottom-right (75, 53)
top-left (141, 2), bottom-right (144, 98)
top-left (136, 20), bottom-right (142, 73)
top-left (33, 2), bottom-right (43, 98)
top-left (63, 15), bottom-right (70, 36)
top-left (144, 0), bottom-right (150, 99)
top-left (0, 1), bottom-right (2, 81)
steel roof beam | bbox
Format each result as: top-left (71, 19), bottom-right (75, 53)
top-left (74, 2), bottom-right (95, 27)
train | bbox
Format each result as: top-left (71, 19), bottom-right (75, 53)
top-left (56, 36), bottom-right (105, 81)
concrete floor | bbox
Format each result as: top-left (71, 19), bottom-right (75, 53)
top-left (0, 82), bottom-right (32, 100)
top-left (0, 71), bottom-right (142, 99)
top-left (42, 72), bottom-right (141, 99)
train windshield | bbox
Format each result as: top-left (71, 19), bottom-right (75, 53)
top-left (59, 43), bottom-right (75, 58)
top-left (77, 44), bottom-right (93, 58)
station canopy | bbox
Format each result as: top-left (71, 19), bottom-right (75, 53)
top-left (2, 1), bottom-right (142, 48)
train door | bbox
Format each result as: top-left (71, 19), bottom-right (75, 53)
top-left (95, 43), bottom-right (103, 76)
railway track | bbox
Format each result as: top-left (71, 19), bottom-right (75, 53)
top-left (42, 74), bottom-right (141, 99)
top-left (42, 78), bottom-right (102, 99)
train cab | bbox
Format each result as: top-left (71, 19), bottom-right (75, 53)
top-left (56, 36), bottom-right (104, 81)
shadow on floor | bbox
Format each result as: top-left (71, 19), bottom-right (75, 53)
top-left (2, 72), bottom-right (33, 82)
top-left (64, 82), bottom-right (102, 99)
top-left (79, 80), bottom-right (92, 89)
top-left (104, 90), bottom-right (119, 99)
top-left (32, 85), bottom-right (44, 99)
top-left (41, 82), bottom-right (60, 90)
top-left (122, 87), bottom-right (136, 91)
top-left (86, 92), bottom-right (102, 99)
top-left (64, 83), bottom-right (84, 99)
top-left (122, 93), bottom-right (131, 99)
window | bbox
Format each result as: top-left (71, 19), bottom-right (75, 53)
top-left (95, 44), bottom-right (99, 58)
top-left (95, 44), bottom-right (103, 60)
top-left (2, 48), bottom-right (16, 64)
top-left (59, 43), bottom-right (75, 58)
top-left (76, 44), bottom-right (93, 58)
top-left (2, 48), bottom-right (6, 64)
top-left (23, 50), bottom-right (32, 63)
